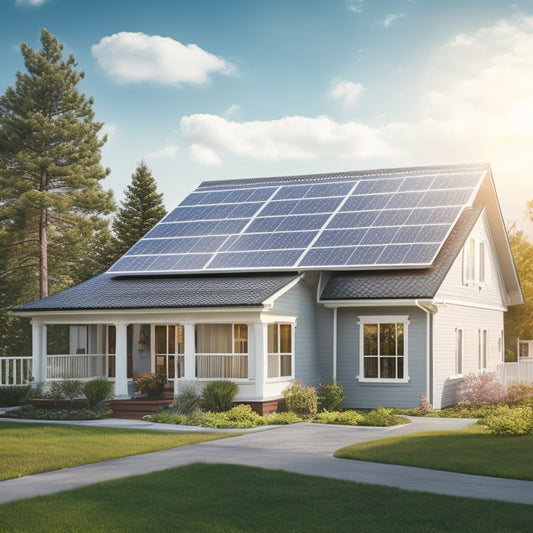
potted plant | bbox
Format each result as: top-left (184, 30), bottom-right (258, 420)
top-left (133, 372), bottom-right (167, 398)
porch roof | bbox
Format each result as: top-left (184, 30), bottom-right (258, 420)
top-left (14, 273), bottom-right (299, 312)
top-left (319, 205), bottom-right (483, 300)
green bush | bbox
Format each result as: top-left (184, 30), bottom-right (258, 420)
top-left (265, 411), bottom-right (302, 425)
top-left (169, 384), bottom-right (202, 415)
top-left (60, 380), bottom-right (84, 400)
top-left (200, 404), bottom-right (266, 429)
top-left (47, 381), bottom-right (65, 400)
top-left (482, 405), bottom-right (533, 436)
top-left (317, 382), bottom-right (344, 412)
top-left (282, 382), bottom-right (318, 417)
top-left (146, 411), bottom-right (200, 425)
top-left (83, 378), bottom-right (114, 409)
top-left (0, 385), bottom-right (31, 407)
top-left (1, 404), bottom-right (113, 420)
top-left (359, 407), bottom-right (400, 427)
top-left (313, 409), bottom-right (365, 425)
top-left (201, 380), bottom-right (239, 413)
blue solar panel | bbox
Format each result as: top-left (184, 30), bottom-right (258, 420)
top-left (107, 165), bottom-right (488, 274)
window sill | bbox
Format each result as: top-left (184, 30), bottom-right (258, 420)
top-left (357, 377), bottom-right (410, 384)
top-left (266, 376), bottom-right (294, 383)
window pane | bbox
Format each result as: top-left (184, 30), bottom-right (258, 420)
top-left (380, 323), bottom-right (396, 356)
top-left (364, 356), bottom-right (378, 378)
top-left (268, 354), bottom-right (278, 378)
top-left (363, 324), bottom-right (378, 355)
top-left (267, 324), bottom-right (278, 354)
top-left (168, 325), bottom-right (176, 354)
top-left (196, 324), bottom-right (232, 353)
top-left (280, 354), bottom-right (292, 376)
top-left (234, 324), bottom-right (248, 354)
top-left (397, 323), bottom-right (404, 356)
top-left (155, 325), bottom-right (167, 354)
top-left (479, 242), bottom-right (485, 282)
top-left (280, 325), bottom-right (291, 353)
top-left (397, 357), bottom-right (404, 379)
top-left (107, 326), bottom-right (116, 355)
top-left (380, 357), bottom-right (397, 379)
top-left (177, 325), bottom-right (184, 354)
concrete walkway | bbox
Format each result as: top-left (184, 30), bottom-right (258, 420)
top-left (1, 416), bottom-right (532, 506)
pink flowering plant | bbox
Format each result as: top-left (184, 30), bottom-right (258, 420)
top-left (133, 373), bottom-right (167, 395)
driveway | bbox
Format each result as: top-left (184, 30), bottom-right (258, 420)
top-left (1, 416), bottom-right (532, 506)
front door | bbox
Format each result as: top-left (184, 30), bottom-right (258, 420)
top-left (153, 324), bottom-right (184, 379)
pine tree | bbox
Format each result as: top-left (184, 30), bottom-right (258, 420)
top-left (0, 28), bottom-right (114, 300)
top-left (112, 160), bottom-right (166, 258)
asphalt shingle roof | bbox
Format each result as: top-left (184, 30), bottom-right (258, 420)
top-left (14, 273), bottom-right (299, 312)
top-left (320, 206), bottom-right (484, 300)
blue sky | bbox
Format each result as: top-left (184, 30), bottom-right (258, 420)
top-left (2, 0), bottom-right (533, 233)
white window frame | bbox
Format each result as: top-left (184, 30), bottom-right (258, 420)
top-left (266, 323), bottom-right (294, 381)
top-left (462, 237), bottom-right (487, 286)
top-left (456, 328), bottom-right (464, 376)
top-left (357, 315), bottom-right (410, 383)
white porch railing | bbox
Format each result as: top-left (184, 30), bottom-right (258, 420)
top-left (497, 359), bottom-right (533, 386)
top-left (0, 357), bottom-right (33, 386)
top-left (46, 354), bottom-right (107, 380)
top-left (196, 354), bottom-right (248, 379)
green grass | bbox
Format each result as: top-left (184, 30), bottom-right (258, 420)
top-left (0, 464), bottom-right (531, 532)
top-left (0, 422), bottom-right (232, 481)
top-left (335, 424), bottom-right (533, 480)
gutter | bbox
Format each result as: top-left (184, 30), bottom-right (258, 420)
top-left (414, 299), bottom-right (437, 405)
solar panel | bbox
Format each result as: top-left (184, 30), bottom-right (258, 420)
top-left (107, 165), bottom-right (488, 275)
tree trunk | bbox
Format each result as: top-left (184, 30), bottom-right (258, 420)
top-left (39, 170), bottom-right (48, 298)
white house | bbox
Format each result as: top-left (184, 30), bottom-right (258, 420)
top-left (13, 163), bottom-right (523, 412)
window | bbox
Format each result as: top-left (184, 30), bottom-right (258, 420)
top-left (456, 328), bottom-right (464, 375)
top-left (463, 238), bottom-right (487, 285)
top-left (154, 324), bottom-right (184, 379)
top-left (358, 316), bottom-right (409, 382)
top-left (195, 324), bottom-right (248, 379)
top-left (267, 323), bottom-right (293, 379)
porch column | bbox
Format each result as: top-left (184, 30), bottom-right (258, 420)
top-left (183, 323), bottom-right (195, 382)
top-left (254, 322), bottom-right (267, 401)
top-left (114, 322), bottom-right (129, 399)
top-left (31, 322), bottom-right (46, 386)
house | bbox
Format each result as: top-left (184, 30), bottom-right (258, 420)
top-left (12, 163), bottom-right (523, 412)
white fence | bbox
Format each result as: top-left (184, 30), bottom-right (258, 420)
top-left (0, 357), bottom-right (33, 386)
top-left (46, 354), bottom-right (107, 380)
top-left (497, 359), bottom-right (533, 386)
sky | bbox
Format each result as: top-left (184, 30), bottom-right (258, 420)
top-left (2, 0), bottom-right (533, 235)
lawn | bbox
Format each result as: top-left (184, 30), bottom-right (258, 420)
top-left (334, 424), bottom-right (533, 480)
top-left (0, 422), bottom-right (232, 481)
top-left (0, 464), bottom-right (531, 532)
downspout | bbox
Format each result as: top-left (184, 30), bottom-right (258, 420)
top-left (332, 307), bottom-right (337, 381)
top-left (415, 300), bottom-right (433, 404)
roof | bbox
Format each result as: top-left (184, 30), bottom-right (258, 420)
top-left (320, 206), bottom-right (483, 300)
top-left (108, 163), bottom-right (490, 276)
top-left (14, 273), bottom-right (299, 312)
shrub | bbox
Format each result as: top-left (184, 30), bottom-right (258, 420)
top-left (47, 381), bottom-right (66, 400)
top-left (200, 405), bottom-right (266, 429)
top-left (359, 407), bottom-right (400, 427)
top-left (133, 373), bottom-right (167, 395)
top-left (313, 410), bottom-right (364, 426)
top-left (83, 378), bottom-right (114, 409)
top-left (59, 380), bottom-right (84, 401)
top-left (201, 380), bottom-right (239, 413)
top-left (415, 395), bottom-right (433, 414)
top-left (282, 382), bottom-right (318, 417)
top-left (146, 411), bottom-right (200, 425)
top-left (317, 381), bottom-right (344, 412)
top-left (0, 385), bottom-right (31, 407)
top-left (169, 384), bottom-right (202, 415)
top-left (507, 383), bottom-right (533, 405)
top-left (1, 404), bottom-right (113, 420)
top-left (482, 405), bottom-right (533, 436)
top-left (265, 412), bottom-right (302, 425)
top-left (459, 372), bottom-right (507, 405)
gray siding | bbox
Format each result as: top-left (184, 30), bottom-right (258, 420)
top-left (336, 306), bottom-right (428, 409)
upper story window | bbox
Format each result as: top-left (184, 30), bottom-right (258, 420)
top-left (463, 238), bottom-right (487, 285)
top-left (357, 316), bottom-right (410, 383)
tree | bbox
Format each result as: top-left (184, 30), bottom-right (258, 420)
top-left (0, 28), bottom-right (114, 301)
top-left (504, 227), bottom-right (533, 359)
top-left (112, 160), bottom-right (166, 259)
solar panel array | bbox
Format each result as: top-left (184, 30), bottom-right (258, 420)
top-left (108, 166), bottom-right (487, 275)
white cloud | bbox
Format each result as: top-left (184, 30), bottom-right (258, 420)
top-left (180, 114), bottom-right (398, 164)
top-left (91, 32), bottom-right (235, 85)
top-left (223, 104), bottom-right (241, 118)
top-left (146, 145), bottom-right (179, 159)
top-left (348, 1), bottom-right (364, 14)
top-left (382, 13), bottom-right (405, 27)
top-left (189, 143), bottom-right (222, 166)
top-left (329, 79), bottom-right (365, 105)
top-left (16, 0), bottom-right (48, 5)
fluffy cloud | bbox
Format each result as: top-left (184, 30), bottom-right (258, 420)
top-left (382, 13), bottom-right (405, 27)
top-left (91, 32), bottom-right (234, 85)
top-left (329, 79), bottom-right (365, 105)
top-left (146, 145), bottom-right (180, 159)
top-left (180, 113), bottom-right (398, 163)
top-left (189, 143), bottom-right (222, 166)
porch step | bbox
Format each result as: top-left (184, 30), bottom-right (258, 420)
top-left (109, 399), bottom-right (173, 420)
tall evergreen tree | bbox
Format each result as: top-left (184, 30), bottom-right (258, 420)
top-left (112, 160), bottom-right (166, 259)
top-left (0, 28), bottom-right (114, 301)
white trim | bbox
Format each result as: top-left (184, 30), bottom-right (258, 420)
top-left (322, 299), bottom-right (434, 308)
top-left (433, 299), bottom-right (506, 312)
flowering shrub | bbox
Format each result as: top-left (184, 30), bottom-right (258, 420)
top-left (506, 383), bottom-right (533, 405)
top-left (459, 372), bottom-right (507, 405)
top-left (282, 382), bottom-right (318, 416)
top-left (133, 373), bottom-right (167, 395)
top-left (416, 395), bottom-right (433, 414)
